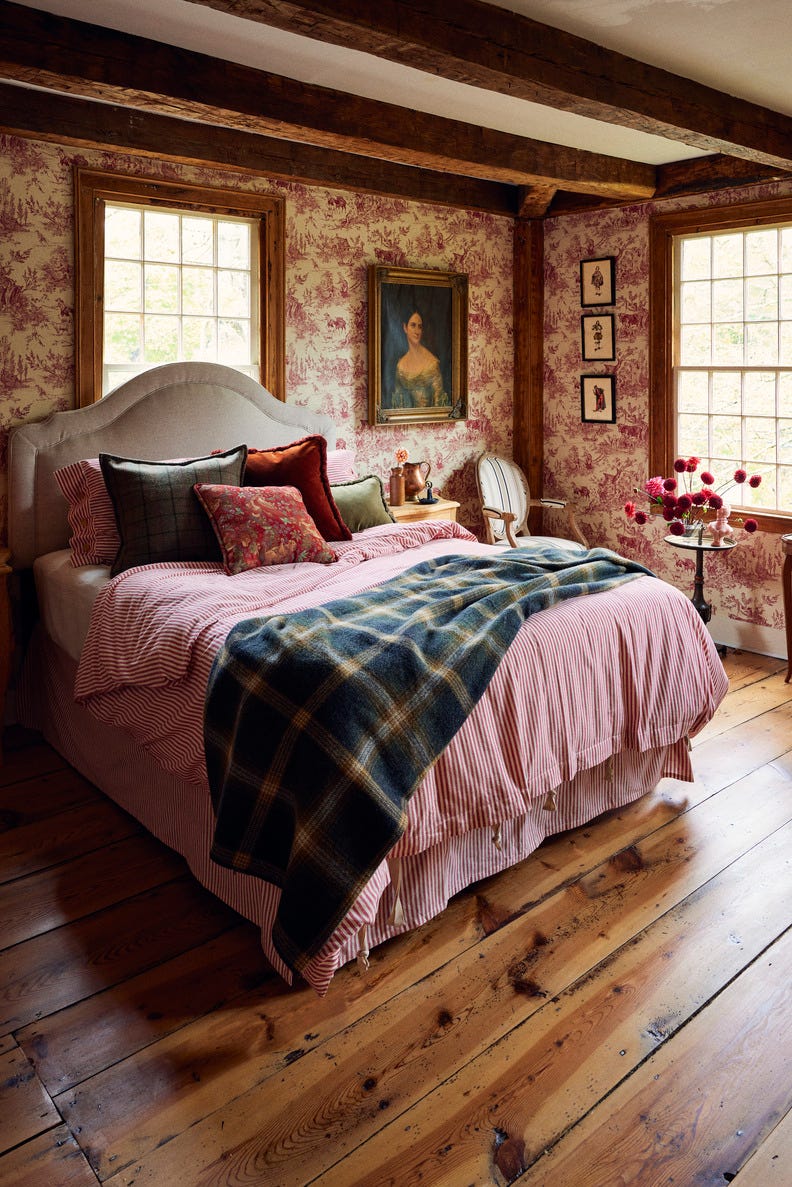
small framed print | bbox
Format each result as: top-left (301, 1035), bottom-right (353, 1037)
top-left (581, 313), bottom-right (615, 361)
top-left (581, 374), bottom-right (616, 423)
top-left (580, 256), bottom-right (615, 307)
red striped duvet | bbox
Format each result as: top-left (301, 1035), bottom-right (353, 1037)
top-left (73, 521), bottom-right (728, 992)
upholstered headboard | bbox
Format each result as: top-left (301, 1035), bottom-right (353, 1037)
top-left (8, 362), bottom-right (337, 569)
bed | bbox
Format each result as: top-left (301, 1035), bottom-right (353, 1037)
top-left (8, 362), bottom-right (728, 995)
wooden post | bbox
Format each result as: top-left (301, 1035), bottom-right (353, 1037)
top-left (513, 217), bottom-right (544, 535)
top-left (0, 548), bottom-right (11, 763)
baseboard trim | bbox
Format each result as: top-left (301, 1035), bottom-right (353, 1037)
top-left (708, 615), bottom-right (787, 661)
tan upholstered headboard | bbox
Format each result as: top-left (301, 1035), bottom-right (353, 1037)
top-left (8, 362), bottom-right (337, 569)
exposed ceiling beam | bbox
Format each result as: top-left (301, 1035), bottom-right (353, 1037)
top-left (516, 184), bottom-right (556, 220)
top-left (185, 0), bottom-right (792, 172)
top-left (0, 81), bottom-right (517, 214)
top-left (0, 1), bottom-right (655, 200)
top-left (653, 155), bottom-right (792, 200)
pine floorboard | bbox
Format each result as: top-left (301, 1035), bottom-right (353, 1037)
top-left (0, 651), bottom-right (789, 1187)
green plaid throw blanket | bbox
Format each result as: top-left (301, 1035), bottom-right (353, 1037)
top-left (205, 547), bottom-right (652, 977)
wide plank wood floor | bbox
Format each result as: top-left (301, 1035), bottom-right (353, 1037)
top-left (0, 649), bottom-right (790, 1186)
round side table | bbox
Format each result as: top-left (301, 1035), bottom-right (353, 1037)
top-left (664, 534), bottom-right (736, 624)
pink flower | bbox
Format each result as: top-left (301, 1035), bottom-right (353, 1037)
top-left (744, 518), bottom-right (758, 532)
top-left (395, 448), bottom-right (409, 466)
top-left (628, 463), bottom-right (764, 538)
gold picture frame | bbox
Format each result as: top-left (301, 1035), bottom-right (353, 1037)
top-left (368, 264), bottom-right (468, 425)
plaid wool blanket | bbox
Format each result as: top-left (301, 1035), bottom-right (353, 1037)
top-left (205, 546), bottom-right (653, 977)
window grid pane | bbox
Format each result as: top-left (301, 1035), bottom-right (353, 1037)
top-left (103, 202), bottom-right (259, 394)
top-left (675, 223), bottom-right (792, 516)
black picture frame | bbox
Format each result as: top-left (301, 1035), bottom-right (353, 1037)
top-left (580, 374), bottom-right (616, 423)
top-left (368, 264), bottom-right (468, 425)
top-left (581, 313), bottom-right (615, 361)
top-left (580, 256), bottom-right (615, 307)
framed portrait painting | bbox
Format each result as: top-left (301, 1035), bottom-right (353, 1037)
top-left (368, 264), bottom-right (468, 425)
top-left (580, 256), bottom-right (615, 307)
top-left (581, 313), bottom-right (615, 361)
top-left (580, 374), bottom-right (616, 423)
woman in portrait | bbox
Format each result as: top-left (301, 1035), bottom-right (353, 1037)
top-left (391, 307), bottom-right (449, 409)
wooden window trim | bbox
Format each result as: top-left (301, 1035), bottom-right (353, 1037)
top-left (650, 196), bottom-right (792, 537)
top-left (74, 168), bottom-right (285, 406)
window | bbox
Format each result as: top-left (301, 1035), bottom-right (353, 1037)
top-left (75, 170), bottom-right (284, 406)
top-left (650, 199), bottom-right (792, 535)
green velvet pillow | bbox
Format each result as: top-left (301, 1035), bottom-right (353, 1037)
top-left (330, 475), bottom-right (394, 533)
top-left (100, 445), bottom-right (248, 575)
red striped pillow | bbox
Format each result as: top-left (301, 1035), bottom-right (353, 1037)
top-left (326, 449), bottom-right (357, 484)
top-left (54, 458), bottom-right (120, 567)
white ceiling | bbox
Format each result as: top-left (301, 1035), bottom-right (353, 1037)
top-left (10, 0), bottom-right (792, 166)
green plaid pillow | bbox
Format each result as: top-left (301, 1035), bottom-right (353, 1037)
top-left (100, 445), bottom-right (248, 576)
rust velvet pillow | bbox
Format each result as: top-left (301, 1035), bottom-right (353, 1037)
top-left (243, 436), bottom-right (352, 542)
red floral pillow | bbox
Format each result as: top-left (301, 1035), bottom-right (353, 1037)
top-left (193, 483), bottom-right (337, 574)
top-left (243, 436), bottom-right (351, 542)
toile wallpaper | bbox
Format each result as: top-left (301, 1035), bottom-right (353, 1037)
top-left (543, 180), bottom-right (792, 644)
top-left (0, 130), bottom-right (789, 647)
top-left (0, 134), bottom-right (514, 545)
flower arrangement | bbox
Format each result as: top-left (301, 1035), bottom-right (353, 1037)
top-left (394, 448), bottom-right (408, 468)
top-left (625, 457), bottom-right (761, 537)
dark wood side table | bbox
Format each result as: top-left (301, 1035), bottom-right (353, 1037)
top-left (782, 534), bottom-right (792, 683)
top-left (664, 534), bottom-right (736, 625)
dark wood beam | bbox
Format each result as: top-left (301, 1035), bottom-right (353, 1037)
top-left (548, 154), bottom-right (792, 216)
top-left (0, 82), bottom-right (516, 215)
top-left (517, 185), bottom-right (557, 219)
top-left (654, 154), bottom-right (792, 200)
top-left (187, 0), bottom-right (792, 171)
top-left (512, 218), bottom-right (543, 531)
top-left (0, 1), bottom-right (654, 200)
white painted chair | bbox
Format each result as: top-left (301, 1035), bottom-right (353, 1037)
top-left (476, 452), bottom-right (588, 551)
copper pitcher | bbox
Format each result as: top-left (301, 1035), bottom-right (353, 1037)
top-left (402, 460), bottom-right (431, 501)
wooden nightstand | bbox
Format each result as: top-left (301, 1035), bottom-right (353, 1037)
top-left (388, 498), bottom-right (460, 524)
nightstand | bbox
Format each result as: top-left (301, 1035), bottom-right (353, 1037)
top-left (388, 498), bottom-right (460, 524)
